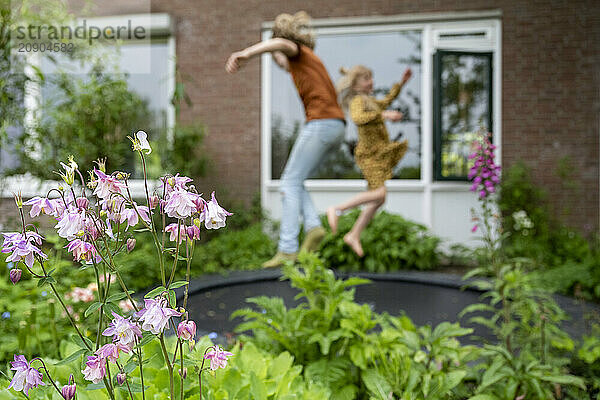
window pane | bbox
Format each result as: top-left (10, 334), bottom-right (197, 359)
top-left (271, 30), bottom-right (422, 180)
top-left (436, 52), bottom-right (492, 179)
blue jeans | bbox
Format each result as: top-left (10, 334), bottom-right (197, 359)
top-left (278, 119), bottom-right (346, 253)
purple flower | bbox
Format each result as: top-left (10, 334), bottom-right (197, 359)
top-left (186, 225), bottom-right (201, 241)
top-left (82, 355), bottom-right (107, 384)
top-left (116, 372), bottom-right (127, 386)
top-left (126, 238), bottom-right (136, 252)
top-left (468, 132), bottom-right (501, 199)
top-left (134, 298), bottom-right (182, 335)
top-left (55, 209), bottom-right (86, 239)
top-left (8, 355), bottom-right (45, 396)
top-left (161, 174), bottom-right (193, 195)
top-left (66, 239), bottom-right (101, 264)
top-left (177, 320), bottom-right (196, 341)
top-left (102, 312), bottom-right (142, 350)
top-left (96, 342), bottom-right (130, 363)
top-left (204, 345), bottom-right (233, 371)
top-left (61, 375), bottom-right (76, 400)
top-left (164, 188), bottom-right (197, 219)
top-left (204, 192), bottom-right (232, 229)
top-left (93, 169), bottom-right (126, 199)
top-left (119, 205), bottom-right (151, 230)
top-left (23, 197), bottom-right (55, 218)
top-left (165, 223), bottom-right (186, 244)
top-left (2, 233), bottom-right (47, 268)
top-left (9, 268), bottom-right (22, 284)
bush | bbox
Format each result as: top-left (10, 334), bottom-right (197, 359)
top-left (319, 210), bottom-right (441, 272)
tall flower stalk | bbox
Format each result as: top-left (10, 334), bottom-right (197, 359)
top-left (3, 131), bottom-right (234, 400)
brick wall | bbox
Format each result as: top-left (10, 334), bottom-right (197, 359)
top-left (64, 0), bottom-right (598, 234)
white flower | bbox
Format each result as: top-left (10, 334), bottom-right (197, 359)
top-left (135, 130), bottom-right (152, 154)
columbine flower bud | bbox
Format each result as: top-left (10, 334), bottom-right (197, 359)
top-left (126, 238), bottom-right (136, 253)
top-left (149, 195), bottom-right (159, 210)
top-left (13, 191), bottom-right (23, 209)
top-left (9, 268), bottom-right (22, 284)
top-left (76, 197), bottom-right (89, 210)
top-left (61, 375), bottom-right (76, 400)
top-left (193, 218), bottom-right (202, 228)
top-left (179, 368), bottom-right (187, 379)
top-left (116, 372), bottom-right (127, 386)
top-left (177, 320), bottom-right (196, 341)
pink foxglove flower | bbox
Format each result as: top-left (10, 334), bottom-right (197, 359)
top-left (23, 197), bottom-right (55, 218)
top-left (82, 355), bottom-right (107, 384)
top-left (66, 239), bottom-right (101, 264)
top-left (204, 345), bottom-right (233, 371)
top-left (165, 223), bottom-right (187, 244)
top-left (9, 268), bottom-right (22, 284)
top-left (61, 375), bottom-right (76, 400)
top-left (177, 320), bottom-right (196, 341)
top-left (164, 188), bottom-right (197, 219)
top-left (8, 355), bottom-right (45, 396)
top-left (102, 312), bottom-right (142, 350)
top-left (204, 192), bottom-right (232, 229)
top-left (135, 298), bottom-right (182, 335)
top-left (468, 132), bottom-right (501, 200)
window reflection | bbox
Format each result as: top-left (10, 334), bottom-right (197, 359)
top-left (271, 30), bottom-right (422, 180)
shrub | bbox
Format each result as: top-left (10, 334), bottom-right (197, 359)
top-left (319, 210), bottom-right (441, 272)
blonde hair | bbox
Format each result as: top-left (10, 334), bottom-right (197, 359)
top-left (271, 11), bottom-right (315, 50)
top-left (336, 65), bottom-right (373, 110)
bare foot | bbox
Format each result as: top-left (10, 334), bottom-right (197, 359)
top-left (343, 233), bottom-right (364, 257)
top-left (327, 207), bottom-right (339, 234)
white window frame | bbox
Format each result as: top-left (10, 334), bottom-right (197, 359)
top-left (261, 10), bottom-right (502, 237)
top-left (1, 13), bottom-right (175, 198)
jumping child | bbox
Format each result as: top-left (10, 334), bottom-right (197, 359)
top-left (226, 11), bottom-right (346, 267)
top-left (327, 66), bottom-right (412, 257)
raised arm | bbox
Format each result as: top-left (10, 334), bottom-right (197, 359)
top-left (375, 68), bottom-right (412, 109)
top-left (349, 96), bottom-right (381, 126)
top-left (226, 38), bottom-right (298, 73)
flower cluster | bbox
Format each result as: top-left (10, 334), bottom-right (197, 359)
top-left (468, 132), bottom-right (501, 199)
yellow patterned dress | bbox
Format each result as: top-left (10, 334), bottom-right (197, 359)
top-left (349, 82), bottom-right (409, 189)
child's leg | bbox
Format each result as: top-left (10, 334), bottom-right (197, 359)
top-left (327, 186), bottom-right (386, 234)
top-left (343, 187), bottom-right (386, 257)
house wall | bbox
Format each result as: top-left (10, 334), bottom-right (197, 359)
top-left (5, 0), bottom-right (596, 235)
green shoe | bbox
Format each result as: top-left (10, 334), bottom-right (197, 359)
top-left (262, 251), bottom-right (297, 268)
top-left (299, 226), bottom-right (326, 253)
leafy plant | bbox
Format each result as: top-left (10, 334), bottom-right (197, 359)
top-left (319, 210), bottom-right (441, 272)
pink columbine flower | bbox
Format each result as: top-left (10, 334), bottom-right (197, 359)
top-left (116, 372), bottom-right (127, 386)
top-left (134, 298), bottom-right (182, 335)
top-left (165, 223), bottom-right (187, 244)
top-left (61, 375), bottom-right (76, 400)
top-left (93, 169), bottom-right (126, 199)
top-left (82, 355), bottom-right (107, 384)
top-left (55, 209), bottom-right (86, 239)
top-left (204, 192), bottom-right (232, 229)
top-left (102, 312), bottom-right (142, 350)
top-left (119, 205), bottom-right (151, 230)
top-left (2, 233), bottom-right (47, 268)
top-left (8, 355), bottom-right (45, 396)
top-left (23, 197), bottom-right (55, 218)
top-left (177, 320), bottom-right (197, 341)
top-left (204, 345), bottom-right (233, 371)
top-left (9, 268), bottom-right (22, 284)
top-left (164, 188), bottom-right (197, 219)
top-left (119, 299), bottom-right (137, 313)
top-left (149, 194), bottom-right (160, 210)
top-left (65, 287), bottom-right (96, 303)
top-left (66, 239), bottom-right (101, 264)
top-left (96, 342), bottom-right (130, 363)
top-left (126, 238), bottom-right (136, 252)
top-left (161, 174), bottom-right (193, 195)
top-left (186, 225), bottom-right (201, 241)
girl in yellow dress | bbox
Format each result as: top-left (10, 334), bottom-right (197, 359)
top-left (327, 66), bottom-right (412, 257)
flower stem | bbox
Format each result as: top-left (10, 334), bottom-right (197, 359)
top-left (159, 335), bottom-right (175, 400)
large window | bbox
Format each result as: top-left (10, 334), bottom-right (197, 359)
top-left (434, 51), bottom-right (492, 180)
top-left (270, 30), bottom-right (422, 180)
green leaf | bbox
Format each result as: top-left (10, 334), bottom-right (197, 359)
top-left (145, 286), bottom-right (166, 298)
top-left (84, 302), bottom-right (102, 318)
top-left (169, 280), bottom-right (189, 289)
top-left (168, 289), bottom-right (176, 308)
top-left (362, 369), bottom-right (392, 400)
top-left (71, 334), bottom-right (94, 350)
top-left (54, 348), bottom-right (87, 365)
top-left (249, 371), bottom-right (268, 399)
top-left (468, 395), bottom-right (501, 400)
top-left (106, 291), bottom-right (134, 303)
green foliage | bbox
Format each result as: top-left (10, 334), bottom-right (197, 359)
top-left (233, 253), bottom-right (474, 400)
top-left (11, 67), bottom-right (151, 179)
top-left (319, 210), bottom-right (441, 272)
